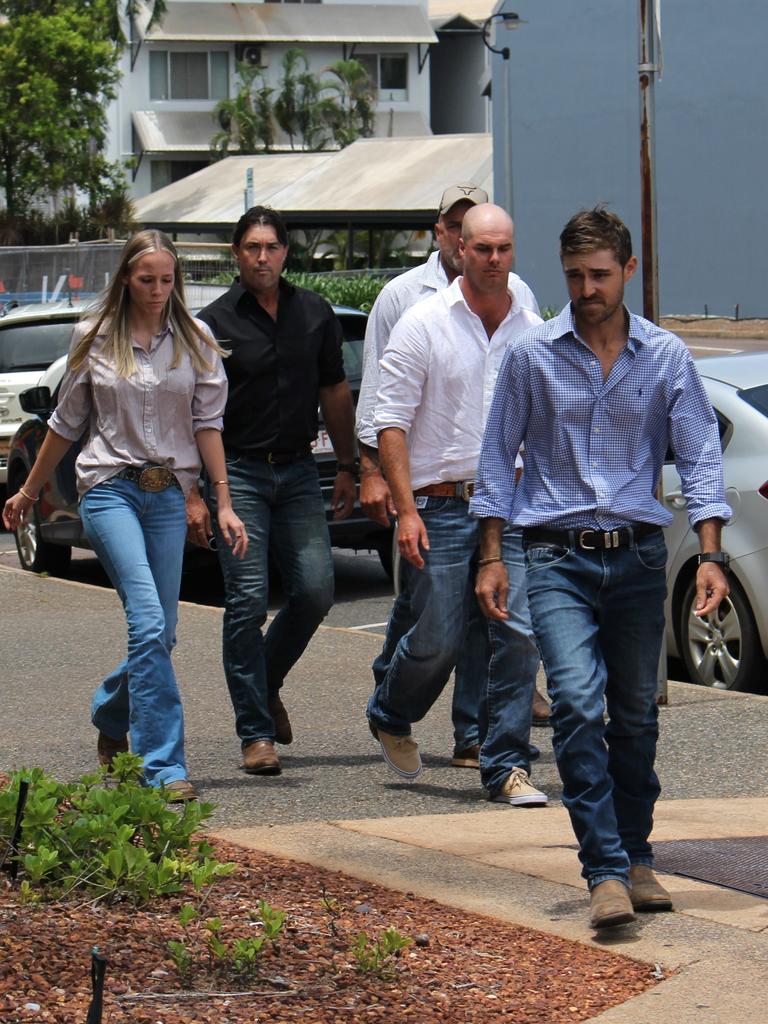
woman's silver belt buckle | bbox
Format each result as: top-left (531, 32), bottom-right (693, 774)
top-left (138, 466), bottom-right (175, 492)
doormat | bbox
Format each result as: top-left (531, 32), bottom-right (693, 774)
top-left (653, 836), bottom-right (768, 899)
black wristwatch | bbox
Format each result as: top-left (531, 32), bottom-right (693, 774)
top-left (698, 551), bottom-right (730, 570)
top-left (337, 460), bottom-right (360, 480)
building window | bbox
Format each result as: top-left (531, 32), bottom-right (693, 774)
top-left (150, 159), bottom-right (210, 192)
top-left (149, 51), bottom-right (229, 101)
top-left (358, 53), bottom-right (408, 102)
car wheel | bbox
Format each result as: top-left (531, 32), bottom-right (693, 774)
top-left (679, 576), bottom-right (764, 692)
top-left (377, 535), bottom-right (394, 580)
top-left (14, 501), bottom-right (72, 575)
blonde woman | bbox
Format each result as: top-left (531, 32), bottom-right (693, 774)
top-left (2, 231), bottom-right (247, 801)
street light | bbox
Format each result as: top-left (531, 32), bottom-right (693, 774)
top-left (480, 10), bottom-right (524, 218)
top-left (481, 11), bottom-right (522, 61)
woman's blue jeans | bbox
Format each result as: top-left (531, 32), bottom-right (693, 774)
top-left (524, 529), bottom-right (668, 888)
top-left (368, 497), bottom-right (538, 787)
top-left (80, 477), bottom-right (188, 787)
top-left (210, 454), bottom-right (334, 746)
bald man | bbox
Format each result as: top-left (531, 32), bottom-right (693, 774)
top-left (366, 205), bottom-right (547, 807)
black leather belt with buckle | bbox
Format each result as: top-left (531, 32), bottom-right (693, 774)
top-left (522, 522), bottom-right (661, 551)
top-left (116, 464), bottom-right (181, 492)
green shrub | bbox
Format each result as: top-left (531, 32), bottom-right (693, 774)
top-left (0, 758), bottom-right (234, 905)
top-left (284, 272), bottom-right (388, 312)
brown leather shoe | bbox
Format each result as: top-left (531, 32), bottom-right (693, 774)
top-left (242, 739), bottom-right (281, 775)
top-left (532, 688), bottom-right (552, 727)
top-left (589, 880), bottom-right (636, 929)
top-left (268, 695), bottom-right (293, 745)
top-left (629, 865), bottom-right (673, 912)
top-left (451, 744), bottom-right (480, 768)
top-left (97, 731), bottom-right (129, 769)
top-left (165, 779), bottom-right (197, 803)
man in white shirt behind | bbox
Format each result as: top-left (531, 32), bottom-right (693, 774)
top-left (366, 204), bottom-right (548, 807)
top-left (356, 185), bottom-right (550, 771)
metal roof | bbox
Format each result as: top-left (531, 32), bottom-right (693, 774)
top-left (134, 134), bottom-right (493, 230)
top-left (140, 2), bottom-right (437, 44)
top-left (428, 0), bottom-right (496, 28)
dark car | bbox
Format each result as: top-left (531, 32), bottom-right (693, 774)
top-left (6, 303), bottom-right (394, 577)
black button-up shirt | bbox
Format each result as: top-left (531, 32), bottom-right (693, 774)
top-left (197, 278), bottom-right (346, 454)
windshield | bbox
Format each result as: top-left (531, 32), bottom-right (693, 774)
top-left (0, 318), bottom-right (76, 373)
top-left (739, 383), bottom-right (768, 419)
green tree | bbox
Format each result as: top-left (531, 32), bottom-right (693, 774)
top-left (0, 0), bottom-right (122, 218)
top-left (211, 61), bottom-right (275, 158)
top-left (318, 59), bottom-right (377, 148)
top-left (274, 48), bottom-right (326, 151)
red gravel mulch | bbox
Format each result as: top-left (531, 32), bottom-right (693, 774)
top-left (0, 838), bottom-right (663, 1024)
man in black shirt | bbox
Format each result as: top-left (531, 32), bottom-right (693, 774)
top-left (190, 206), bottom-right (356, 775)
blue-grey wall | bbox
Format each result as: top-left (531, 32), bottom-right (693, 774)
top-left (493, 0), bottom-right (768, 317)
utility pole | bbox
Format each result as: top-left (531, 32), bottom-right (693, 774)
top-left (639, 0), bottom-right (667, 703)
top-left (638, 0), bottom-right (660, 323)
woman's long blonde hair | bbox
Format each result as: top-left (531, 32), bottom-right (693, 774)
top-left (69, 230), bottom-right (226, 377)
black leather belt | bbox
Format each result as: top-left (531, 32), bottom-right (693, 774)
top-left (414, 481), bottom-right (474, 500)
top-left (247, 448), bottom-right (311, 464)
top-left (522, 522), bottom-right (661, 551)
top-left (116, 464), bottom-right (181, 492)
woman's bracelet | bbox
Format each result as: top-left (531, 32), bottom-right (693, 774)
top-left (18, 486), bottom-right (39, 503)
top-left (213, 480), bottom-right (230, 487)
top-left (478, 555), bottom-right (503, 567)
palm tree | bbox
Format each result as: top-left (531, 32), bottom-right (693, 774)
top-left (211, 62), bottom-right (275, 157)
top-left (318, 59), bottom-right (377, 148)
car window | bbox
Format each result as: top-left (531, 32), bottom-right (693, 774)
top-left (739, 384), bottom-right (768, 419)
top-left (0, 319), bottom-right (76, 372)
top-left (341, 339), bottom-right (363, 384)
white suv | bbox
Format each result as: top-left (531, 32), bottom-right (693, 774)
top-left (0, 301), bottom-right (86, 484)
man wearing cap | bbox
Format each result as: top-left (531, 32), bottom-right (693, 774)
top-left (356, 184), bottom-right (549, 771)
top-left (366, 203), bottom-right (548, 808)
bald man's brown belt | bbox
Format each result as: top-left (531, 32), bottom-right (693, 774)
top-left (413, 481), bottom-right (474, 501)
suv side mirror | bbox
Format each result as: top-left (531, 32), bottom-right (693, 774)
top-left (20, 386), bottom-right (53, 417)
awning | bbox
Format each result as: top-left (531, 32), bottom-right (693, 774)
top-left (134, 134), bottom-right (493, 231)
top-left (132, 110), bottom-right (219, 154)
top-left (139, 2), bottom-right (436, 44)
top-left (132, 108), bottom-right (432, 157)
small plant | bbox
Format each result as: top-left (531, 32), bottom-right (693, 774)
top-left (319, 884), bottom-right (343, 936)
top-left (350, 926), bottom-right (413, 979)
top-left (0, 762), bottom-right (235, 905)
top-left (168, 899), bottom-right (287, 988)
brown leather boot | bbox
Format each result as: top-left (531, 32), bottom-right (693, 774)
top-left (629, 865), bottom-right (673, 912)
top-left (589, 880), bottom-right (636, 929)
top-left (97, 731), bottom-right (129, 770)
top-left (268, 695), bottom-right (293, 745)
top-left (241, 739), bottom-right (281, 775)
top-left (531, 688), bottom-right (552, 727)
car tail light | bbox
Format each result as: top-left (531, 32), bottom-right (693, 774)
top-left (759, 482), bottom-right (768, 501)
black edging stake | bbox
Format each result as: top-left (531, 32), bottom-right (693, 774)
top-left (1, 778), bottom-right (29, 880)
top-left (85, 947), bottom-right (108, 1024)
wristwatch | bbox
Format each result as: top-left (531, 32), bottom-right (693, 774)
top-left (337, 460), bottom-right (360, 480)
top-left (697, 551), bottom-right (730, 570)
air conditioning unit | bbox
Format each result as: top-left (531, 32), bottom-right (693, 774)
top-left (235, 44), bottom-right (265, 67)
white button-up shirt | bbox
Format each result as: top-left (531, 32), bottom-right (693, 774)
top-left (374, 278), bottom-right (542, 490)
top-left (356, 251), bottom-right (539, 447)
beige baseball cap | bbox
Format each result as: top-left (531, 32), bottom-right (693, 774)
top-left (438, 183), bottom-right (489, 216)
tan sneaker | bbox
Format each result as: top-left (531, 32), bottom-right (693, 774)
top-left (532, 688), bottom-right (552, 727)
top-left (490, 767), bottom-right (548, 806)
top-left (629, 865), bottom-right (673, 912)
top-left (268, 695), bottom-right (293, 745)
top-left (589, 880), bottom-right (636, 929)
top-left (451, 744), bottom-right (480, 769)
top-left (242, 739), bottom-right (281, 776)
top-left (164, 779), bottom-right (197, 803)
top-left (376, 729), bottom-right (422, 780)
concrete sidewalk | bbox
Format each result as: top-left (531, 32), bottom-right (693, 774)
top-left (2, 564), bottom-right (768, 1022)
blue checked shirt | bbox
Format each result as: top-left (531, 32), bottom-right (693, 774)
top-left (470, 304), bottom-right (732, 530)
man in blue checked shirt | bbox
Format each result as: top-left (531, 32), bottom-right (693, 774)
top-left (471, 207), bottom-right (732, 931)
